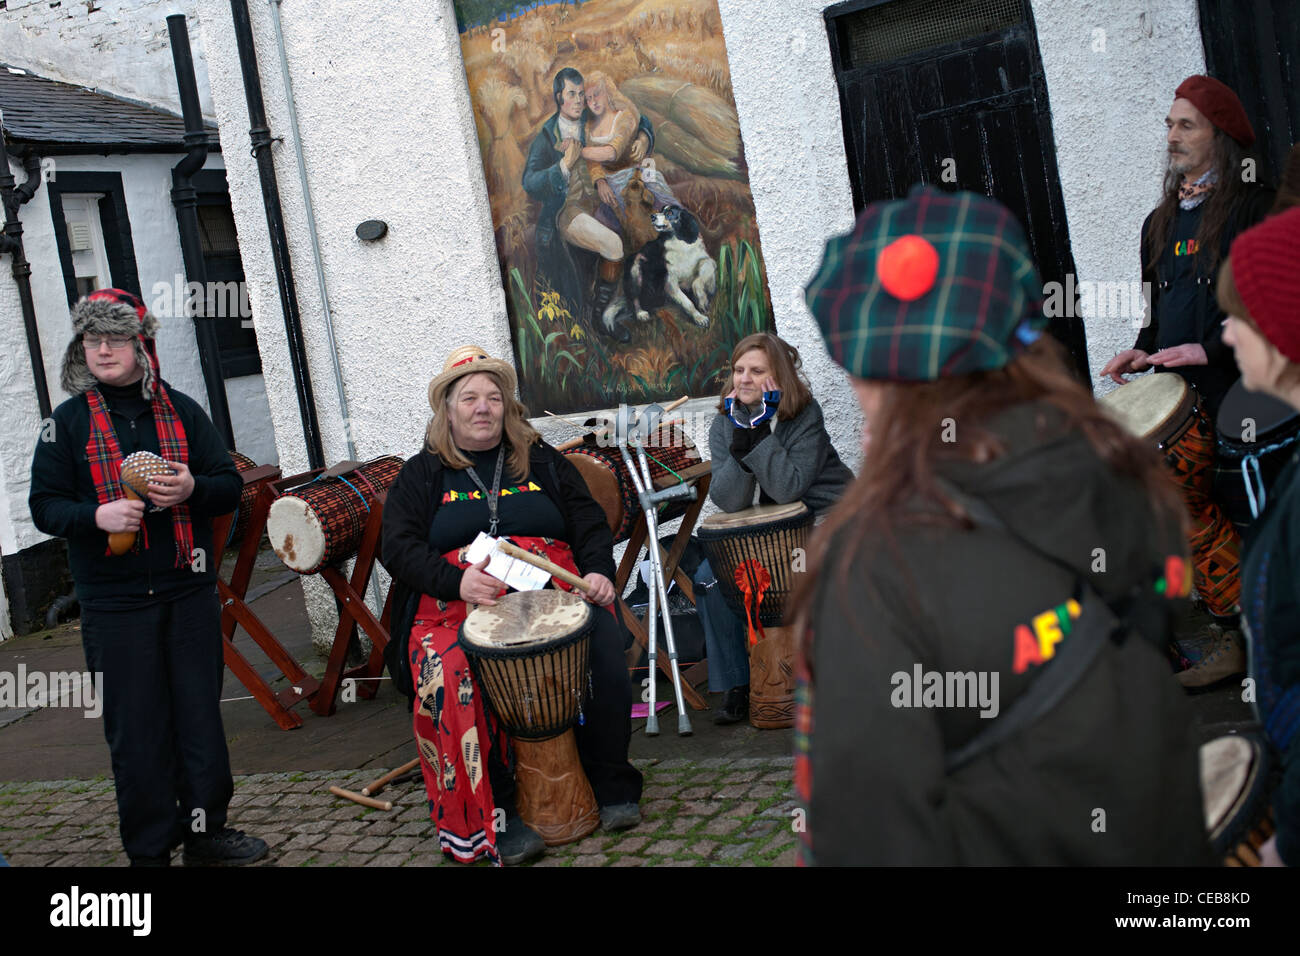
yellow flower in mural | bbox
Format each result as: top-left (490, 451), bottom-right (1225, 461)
top-left (568, 323), bottom-right (585, 340)
top-left (538, 290), bottom-right (566, 324)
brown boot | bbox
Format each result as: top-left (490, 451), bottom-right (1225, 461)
top-left (1175, 623), bottom-right (1247, 689)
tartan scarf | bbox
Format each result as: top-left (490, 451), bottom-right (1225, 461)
top-left (84, 382), bottom-right (195, 568)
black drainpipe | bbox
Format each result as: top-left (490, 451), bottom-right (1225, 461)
top-left (0, 134), bottom-right (51, 420)
top-left (168, 14), bottom-right (236, 451)
top-left (229, 0), bottom-right (324, 468)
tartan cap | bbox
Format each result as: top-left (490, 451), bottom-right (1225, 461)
top-left (805, 186), bottom-right (1045, 382)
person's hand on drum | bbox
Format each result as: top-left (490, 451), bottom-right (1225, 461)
top-left (1101, 349), bottom-right (1152, 384)
top-left (580, 572), bottom-right (615, 607)
top-left (1148, 343), bottom-right (1208, 368)
top-left (460, 557), bottom-right (506, 606)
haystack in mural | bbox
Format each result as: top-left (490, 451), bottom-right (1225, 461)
top-left (455, 0), bottom-right (773, 414)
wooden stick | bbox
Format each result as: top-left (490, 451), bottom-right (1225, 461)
top-left (329, 785), bottom-right (392, 811)
top-left (497, 540), bottom-right (592, 593)
top-left (362, 757), bottom-right (421, 797)
top-left (544, 410), bottom-right (591, 432)
top-left (555, 436), bottom-right (587, 452)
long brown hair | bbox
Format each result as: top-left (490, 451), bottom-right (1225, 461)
top-left (424, 370), bottom-right (540, 480)
top-left (1145, 129), bottom-right (1256, 280)
top-left (792, 336), bottom-right (1187, 668)
top-left (716, 332), bottom-right (814, 421)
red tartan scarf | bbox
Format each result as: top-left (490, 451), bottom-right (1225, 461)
top-left (84, 381), bottom-right (195, 568)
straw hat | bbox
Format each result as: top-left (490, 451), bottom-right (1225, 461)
top-left (426, 345), bottom-right (518, 410)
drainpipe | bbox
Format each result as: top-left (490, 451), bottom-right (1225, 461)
top-left (268, 0), bottom-right (357, 463)
top-left (168, 14), bottom-right (236, 450)
top-left (0, 125), bottom-right (50, 420)
top-left (229, 0), bottom-right (325, 469)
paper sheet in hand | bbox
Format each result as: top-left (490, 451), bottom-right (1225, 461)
top-left (465, 533), bottom-right (551, 592)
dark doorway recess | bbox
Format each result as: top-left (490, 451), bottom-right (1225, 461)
top-left (825, 0), bottom-right (1091, 384)
top-left (1198, 0), bottom-right (1300, 189)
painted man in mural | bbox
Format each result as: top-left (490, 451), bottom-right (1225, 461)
top-left (522, 66), bottom-right (654, 343)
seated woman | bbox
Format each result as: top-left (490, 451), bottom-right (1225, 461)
top-left (382, 346), bottom-right (642, 866)
top-left (1218, 205), bottom-right (1300, 867)
top-left (796, 187), bottom-right (1208, 864)
top-left (694, 332), bottom-right (853, 724)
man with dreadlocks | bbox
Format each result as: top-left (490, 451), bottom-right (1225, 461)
top-left (1101, 77), bottom-right (1275, 689)
top-left (29, 289), bottom-right (266, 867)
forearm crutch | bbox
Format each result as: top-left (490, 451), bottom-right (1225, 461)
top-left (616, 431), bottom-right (695, 736)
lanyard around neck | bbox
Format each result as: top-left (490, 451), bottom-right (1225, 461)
top-left (464, 445), bottom-right (506, 537)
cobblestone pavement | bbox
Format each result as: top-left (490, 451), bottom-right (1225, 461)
top-left (0, 756), bottom-right (798, 867)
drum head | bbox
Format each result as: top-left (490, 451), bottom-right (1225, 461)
top-left (1099, 373), bottom-right (1190, 440)
top-left (462, 590), bottom-right (591, 649)
top-left (266, 494), bottom-right (326, 574)
top-left (700, 501), bottom-right (810, 530)
top-left (1200, 735), bottom-right (1258, 838)
top-left (1217, 379), bottom-right (1300, 449)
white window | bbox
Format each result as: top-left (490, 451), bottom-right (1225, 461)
top-left (61, 194), bottom-right (112, 298)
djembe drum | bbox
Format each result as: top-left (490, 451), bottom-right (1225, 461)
top-left (227, 451), bottom-right (274, 548)
top-left (1214, 380), bottom-right (1300, 533)
top-left (563, 424), bottom-right (701, 542)
top-left (1200, 733), bottom-right (1276, 866)
top-left (264, 456), bottom-right (403, 574)
top-left (1099, 374), bottom-right (1241, 616)
top-left (460, 590), bottom-right (599, 846)
top-left (697, 501), bottom-right (814, 729)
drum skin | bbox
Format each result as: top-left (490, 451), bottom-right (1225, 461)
top-left (265, 456), bottom-right (403, 574)
top-left (460, 591), bottom-right (599, 846)
top-left (1199, 733), bottom-right (1277, 866)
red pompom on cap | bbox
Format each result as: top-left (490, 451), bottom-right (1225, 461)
top-left (877, 234), bottom-right (940, 302)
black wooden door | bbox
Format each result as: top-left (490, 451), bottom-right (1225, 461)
top-left (1198, 0), bottom-right (1300, 188)
top-left (825, 0), bottom-right (1090, 384)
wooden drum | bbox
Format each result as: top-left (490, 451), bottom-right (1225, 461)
top-left (1100, 374), bottom-right (1241, 616)
top-left (1200, 733), bottom-right (1277, 866)
top-left (563, 424), bottom-right (701, 542)
top-left (265, 456), bottom-right (403, 574)
top-left (697, 501), bottom-right (814, 729)
top-left (459, 590), bottom-right (599, 846)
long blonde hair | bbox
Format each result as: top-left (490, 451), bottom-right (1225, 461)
top-left (424, 371), bottom-right (540, 480)
top-left (583, 71), bottom-right (640, 130)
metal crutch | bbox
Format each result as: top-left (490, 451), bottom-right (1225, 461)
top-left (615, 418), bottom-right (694, 736)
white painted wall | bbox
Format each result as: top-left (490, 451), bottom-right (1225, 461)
top-left (1033, 0), bottom-right (1206, 392)
top-left (0, 151), bottom-right (277, 569)
top-left (0, 0), bottom-right (214, 119)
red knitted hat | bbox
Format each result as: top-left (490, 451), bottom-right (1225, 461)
top-left (1175, 75), bottom-right (1255, 147)
top-left (1228, 206), bottom-right (1300, 362)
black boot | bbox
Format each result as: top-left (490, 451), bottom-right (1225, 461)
top-left (591, 259), bottom-right (630, 343)
top-left (714, 685), bottom-right (749, 725)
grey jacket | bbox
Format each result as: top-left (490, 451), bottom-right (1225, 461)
top-left (708, 398), bottom-right (853, 516)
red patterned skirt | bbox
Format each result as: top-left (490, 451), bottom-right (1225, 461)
top-left (409, 536), bottom-right (587, 865)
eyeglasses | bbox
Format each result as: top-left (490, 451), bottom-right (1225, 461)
top-left (82, 336), bottom-right (135, 350)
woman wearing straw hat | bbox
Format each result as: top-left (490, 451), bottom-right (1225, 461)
top-left (794, 186), bottom-right (1209, 865)
top-left (1218, 205), bottom-right (1300, 866)
top-left (381, 346), bottom-right (642, 866)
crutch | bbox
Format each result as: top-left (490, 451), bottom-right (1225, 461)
top-left (615, 411), bottom-right (694, 736)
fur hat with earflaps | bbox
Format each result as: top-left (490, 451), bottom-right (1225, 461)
top-left (61, 288), bottom-right (162, 398)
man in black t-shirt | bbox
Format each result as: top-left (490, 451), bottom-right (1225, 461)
top-left (1103, 75), bottom-right (1274, 413)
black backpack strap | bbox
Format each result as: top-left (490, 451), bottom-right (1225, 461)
top-left (934, 478), bottom-right (1122, 775)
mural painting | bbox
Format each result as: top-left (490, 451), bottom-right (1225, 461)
top-left (454, 0), bottom-right (774, 414)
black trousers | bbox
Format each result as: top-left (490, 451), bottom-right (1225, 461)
top-left (80, 585), bottom-right (234, 860)
top-left (491, 604), bottom-right (642, 809)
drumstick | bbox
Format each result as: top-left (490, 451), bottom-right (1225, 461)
top-left (556, 436), bottom-right (587, 452)
top-left (496, 540), bottom-right (592, 594)
top-left (107, 486), bottom-right (141, 556)
top-left (329, 785), bottom-right (392, 812)
top-left (544, 410), bottom-right (591, 432)
top-left (361, 757), bottom-right (420, 797)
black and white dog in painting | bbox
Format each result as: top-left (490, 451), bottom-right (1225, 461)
top-left (624, 205), bottom-right (717, 328)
